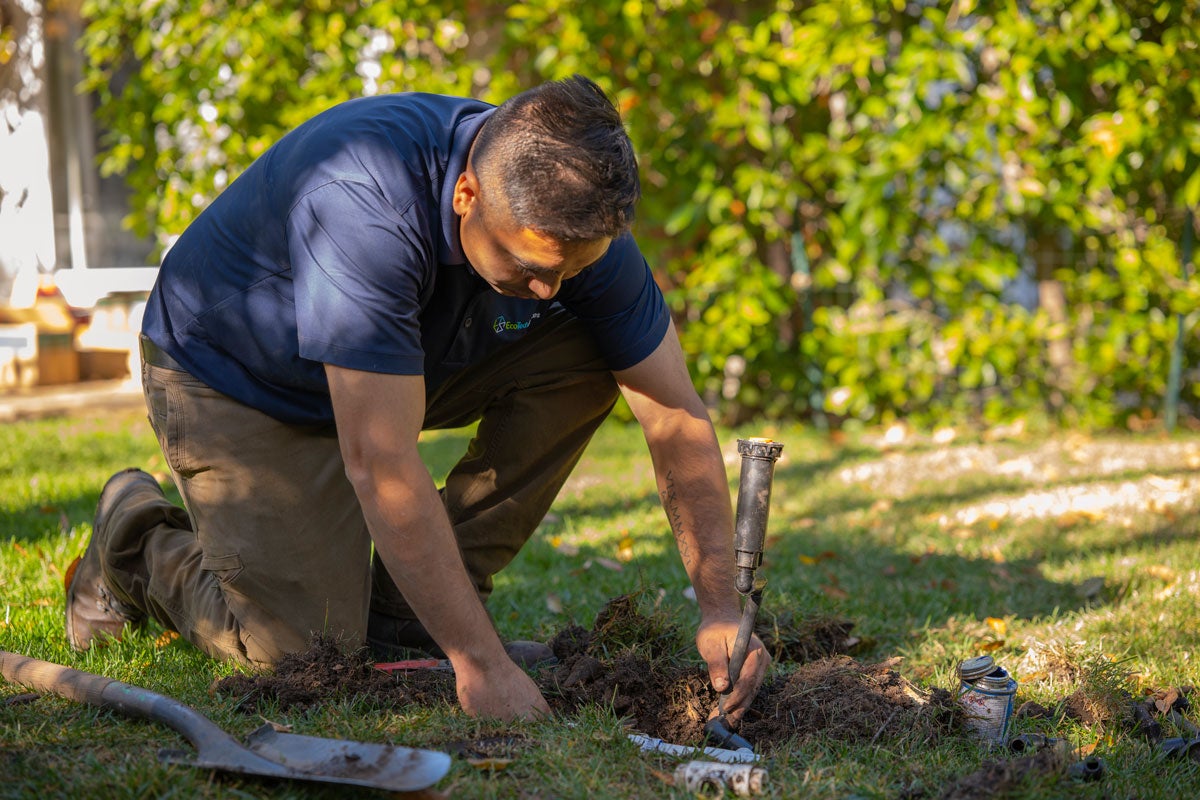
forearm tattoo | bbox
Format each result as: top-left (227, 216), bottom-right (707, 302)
top-left (661, 470), bottom-right (694, 569)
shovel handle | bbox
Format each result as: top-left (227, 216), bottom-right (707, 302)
top-left (0, 650), bottom-right (247, 757)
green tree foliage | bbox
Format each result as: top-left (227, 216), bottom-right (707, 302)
top-left (81, 0), bottom-right (1200, 429)
top-left (81, 0), bottom-right (487, 242)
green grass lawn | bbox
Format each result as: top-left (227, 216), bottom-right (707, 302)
top-left (3, 406), bottom-right (1200, 798)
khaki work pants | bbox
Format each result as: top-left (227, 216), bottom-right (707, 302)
top-left (106, 312), bottom-right (619, 667)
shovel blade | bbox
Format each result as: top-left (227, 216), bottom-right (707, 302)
top-left (161, 724), bottom-right (451, 792)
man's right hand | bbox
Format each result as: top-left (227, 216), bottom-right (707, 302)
top-left (455, 659), bottom-right (552, 720)
top-left (327, 365), bottom-right (551, 722)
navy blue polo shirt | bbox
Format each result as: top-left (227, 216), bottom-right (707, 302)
top-left (142, 93), bottom-right (669, 425)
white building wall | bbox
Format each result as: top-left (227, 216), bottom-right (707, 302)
top-left (0, 0), bottom-right (57, 310)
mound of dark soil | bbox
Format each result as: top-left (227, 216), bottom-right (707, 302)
top-left (214, 637), bottom-right (456, 712)
top-left (212, 594), bottom-right (959, 754)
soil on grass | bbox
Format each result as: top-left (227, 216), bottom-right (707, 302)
top-left (212, 594), bottom-right (960, 754)
top-left (929, 746), bottom-right (1073, 800)
top-left (215, 638), bottom-right (457, 712)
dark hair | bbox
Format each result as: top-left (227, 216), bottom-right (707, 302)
top-left (470, 75), bottom-right (640, 241)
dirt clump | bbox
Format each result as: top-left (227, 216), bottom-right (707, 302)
top-left (740, 655), bottom-right (959, 748)
top-left (549, 650), bottom-right (710, 744)
top-left (933, 746), bottom-right (1072, 800)
top-left (543, 594), bottom-right (712, 743)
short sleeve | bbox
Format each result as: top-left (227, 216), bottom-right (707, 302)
top-left (287, 181), bottom-right (434, 374)
top-left (557, 233), bottom-right (671, 370)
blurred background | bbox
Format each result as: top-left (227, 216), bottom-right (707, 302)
top-left (1, 0), bottom-right (1197, 432)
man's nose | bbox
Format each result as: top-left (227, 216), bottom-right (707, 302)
top-left (528, 275), bottom-right (561, 300)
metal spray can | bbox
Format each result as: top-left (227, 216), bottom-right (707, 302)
top-left (958, 655), bottom-right (1017, 745)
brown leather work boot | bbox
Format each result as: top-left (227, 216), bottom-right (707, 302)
top-left (64, 468), bottom-right (158, 650)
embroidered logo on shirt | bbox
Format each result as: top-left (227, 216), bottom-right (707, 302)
top-left (492, 312), bottom-right (541, 334)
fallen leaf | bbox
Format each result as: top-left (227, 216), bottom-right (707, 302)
top-left (979, 639), bottom-right (1005, 652)
top-left (796, 518), bottom-right (817, 529)
top-left (1153, 687), bottom-right (1182, 714)
top-left (648, 768), bottom-right (676, 787)
top-left (545, 593), bottom-right (563, 614)
top-left (616, 536), bottom-right (634, 562)
top-left (1056, 509), bottom-right (1105, 528)
top-left (1147, 499), bottom-right (1179, 521)
top-left (155, 630), bottom-right (180, 648)
top-left (881, 564), bottom-right (898, 576)
top-left (467, 757), bottom-right (513, 771)
top-left (1145, 564), bottom-right (1177, 583)
top-left (594, 557), bottom-right (623, 571)
top-left (910, 549), bottom-right (935, 565)
top-left (985, 617), bottom-right (1007, 637)
top-left (820, 584), bottom-right (849, 600)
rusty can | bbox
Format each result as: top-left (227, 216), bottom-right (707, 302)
top-left (958, 655), bottom-right (1017, 745)
top-left (673, 761), bottom-right (768, 796)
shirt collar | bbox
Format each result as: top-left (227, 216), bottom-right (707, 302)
top-left (439, 105), bottom-right (496, 265)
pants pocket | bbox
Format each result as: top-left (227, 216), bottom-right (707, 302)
top-left (143, 363), bottom-right (204, 477)
top-left (200, 552), bottom-right (244, 584)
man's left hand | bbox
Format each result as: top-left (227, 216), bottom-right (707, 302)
top-left (696, 617), bottom-right (770, 726)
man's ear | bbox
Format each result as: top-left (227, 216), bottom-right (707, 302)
top-left (452, 169), bottom-right (479, 216)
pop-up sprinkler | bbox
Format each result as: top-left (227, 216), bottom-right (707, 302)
top-left (704, 437), bottom-right (784, 752)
